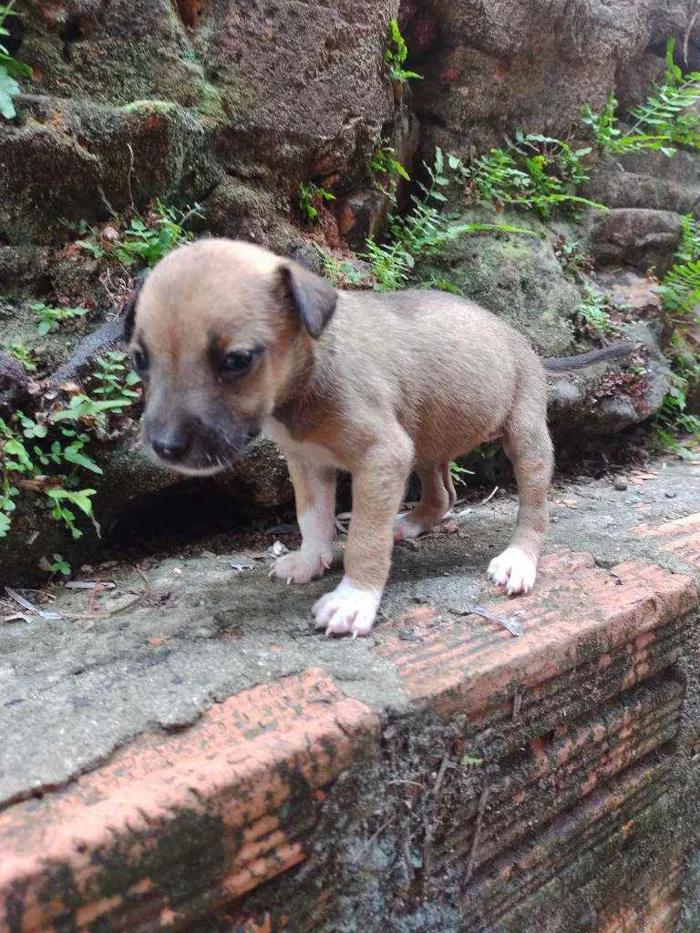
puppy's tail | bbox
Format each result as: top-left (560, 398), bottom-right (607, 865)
top-left (543, 340), bottom-right (635, 373)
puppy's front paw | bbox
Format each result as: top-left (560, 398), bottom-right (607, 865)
top-left (313, 577), bottom-right (382, 638)
top-left (271, 548), bottom-right (332, 585)
top-left (488, 547), bottom-right (537, 596)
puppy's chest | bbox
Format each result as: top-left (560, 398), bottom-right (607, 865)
top-left (263, 418), bottom-right (343, 469)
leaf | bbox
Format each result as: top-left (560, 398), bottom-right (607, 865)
top-left (63, 445), bottom-right (103, 474)
top-left (0, 512), bottom-right (10, 536)
top-left (0, 65), bottom-right (18, 119)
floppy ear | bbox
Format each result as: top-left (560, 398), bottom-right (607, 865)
top-left (280, 262), bottom-right (337, 339)
top-left (121, 273), bottom-right (148, 344)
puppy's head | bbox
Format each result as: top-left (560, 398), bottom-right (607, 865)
top-left (124, 239), bottom-right (337, 476)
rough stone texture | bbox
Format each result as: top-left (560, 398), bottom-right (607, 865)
top-left (401, 0), bottom-right (699, 155)
top-left (0, 353), bottom-right (29, 417)
top-left (0, 461), bottom-right (699, 930)
top-left (417, 223), bottom-right (580, 356)
top-left (590, 208), bottom-right (684, 275)
top-left (582, 149), bottom-right (700, 217)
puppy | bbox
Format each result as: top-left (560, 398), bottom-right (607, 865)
top-left (125, 238), bottom-right (553, 638)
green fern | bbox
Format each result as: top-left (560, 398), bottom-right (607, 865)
top-left (584, 38), bottom-right (700, 156)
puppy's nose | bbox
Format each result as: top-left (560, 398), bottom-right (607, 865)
top-left (151, 435), bottom-right (189, 462)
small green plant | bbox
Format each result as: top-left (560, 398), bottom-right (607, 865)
top-left (450, 133), bottom-right (603, 219)
top-left (0, 346), bottom-right (143, 540)
top-left (584, 39), bottom-right (700, 157)
top-left (370, 144), bottom-right (410, 201)
top-left (0, 2), bottom-right (31, 120)
top-left (574, 287), bottom-right (620, 339)
top-left (297, 183), bottom-right (335, 224)
top-left (46, 553), bottom-right (71, 576)
top-left (384, 18), bottom-right (422, 83)
top-left (449, 461), bottom-right (474, 487)
top-left (655, 215), bottom-right (700, 320)
top-left (77, 201), bottom-right (202, 268)
top-left (311, 244), bottom-right (371, 289)
top-left (32, 303), bottom-right (89, 337)
top-left (361, 148), bottom-right (536, 290)
top-left (92, 351), bottom-right (142, 403)
top-left (5, 341), bottom-right (37, 371)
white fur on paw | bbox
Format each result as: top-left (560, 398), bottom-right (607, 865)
top-left (312, 577), bottom-right (382, 638)
top-left (271, 549), bottom-right (331, 585)
top-left (393, 514), bottom-right (424, 542)
top-left (487, 547), bottom-right (537, 596)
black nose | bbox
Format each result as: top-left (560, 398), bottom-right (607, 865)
top-left (151, 435), bottom-right (188, 462)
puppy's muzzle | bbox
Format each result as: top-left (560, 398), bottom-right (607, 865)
top-left (144, 414), bottom-right (260, 475)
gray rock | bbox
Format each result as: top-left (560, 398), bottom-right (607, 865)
top-left (590, 208), bottom-right (683, 275)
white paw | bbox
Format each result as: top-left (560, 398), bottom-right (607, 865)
top-left (394, 514), bottom-right (424, 542)
top-left (312, 577), bottom-right (382, 638)
top-left (271, 548), bottom-right (332, 585)
top-left (487, 547), bottom-right (537, 596)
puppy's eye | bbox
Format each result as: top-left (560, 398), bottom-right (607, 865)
top-left (132, 348), bottom-right (148, 374)
top-left (220, 350), bottom-right (254, 376)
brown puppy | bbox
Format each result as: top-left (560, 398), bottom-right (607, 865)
top-left (126, 238), bottom-right (553, 637)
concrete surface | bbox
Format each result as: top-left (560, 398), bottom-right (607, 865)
top-left (0, 456), bottom-right (699, 932)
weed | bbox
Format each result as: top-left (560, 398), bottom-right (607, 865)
top-left (311, 244), bottom-right (371, 289)
top-left (45, 553), bottom-right (71, 576)
top-left (553, 235), bottom-right (594, 280)
top-left (77, 201), bottom-right (202, 268)
top-left (574, 287), bottom-right (620, 339)
top-left (384, 18), bottom-right (422, 84)
top-left (449, 462), bottom-right (474, 487)
top-left (449, 133), bottom-right (603, 219)
top-left (361, 148), bottom-right (536, 290)
top-left (583, 39), bottom-right (700, 157)
top-left (654, 215), bottom-right (700, 321)
top-left (92, 351), bottom-right (142, 404)
top-left (370, 145), bottom-right (410, 202)
top-left (0, 350), bottom-right (141, 541)
top-left (32, 303), bottom-right (88, 337)
top-left (297, 183), bottom-right (335, 224)
top-left (0, 2), bottom-right (31, 120)
top-left (5, 341), bottom-right (37, 371)
top-left (418, 277), bottom-right (464, 296)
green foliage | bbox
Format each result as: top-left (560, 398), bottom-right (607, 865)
top-left (0, 351), bottom-right (142, 541)
top-left (297, 183), bottom-right (335, 224)
top-left (655, 215), bottom-right (700, 320)
top-left (370, 145), bottom-right (410, 202)
top-left (77, 201), bottom-right (201, 268)
top-left (6, 341), bottom-right (36, 371)
top-left (384, 18), bottom-right (422, 83)
top-left (46, 553), bottom-right (71, 576)
top-left (583, 39), bottom-right (700, 157)
top-left (361, 148), bottom-right (537, 290)
top-left (92, 351), bottom-right (142, 403)
top-left (450, 133), bottom-right (603, 219)
top-left (32, 302), bottom-right (88, 337)
top-left (0, 2), bottom-right (31, 120)
top-left (574, 287), bottom-right (620, 339)
top-left (449, 461), bottom-right (474, 487)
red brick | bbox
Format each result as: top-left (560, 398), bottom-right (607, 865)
top-left (633, 512), bottom-right (700, 569)
top-left (0, 669), bottom-right (378, 933)
top-left (376, 551), bottom-right (697, 718)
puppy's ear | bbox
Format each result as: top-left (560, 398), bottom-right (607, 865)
top-left (280, 263), bottom-right (337, 339)
top-left (121, 273), bottom-right (148, 344)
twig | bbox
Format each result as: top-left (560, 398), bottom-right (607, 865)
top-left (352, 814), bottom-right (397, 865)
top-left (60, 570), bottom-right (151, 620)
top-left (432, 756), bottom-right (455, 797)
top-left (126, 143), bottom-right (135, 211)
top-left (683, 9), bottom-right (698, 67)
top-left (479, 486), bottom-right (499, 506)
top-left (466, 783), bottom-right (491, 881)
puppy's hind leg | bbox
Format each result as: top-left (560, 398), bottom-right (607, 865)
top-left (488, 405), bottom-right (553, 596)
top-left (394, 460), bottom-right (455, 541)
